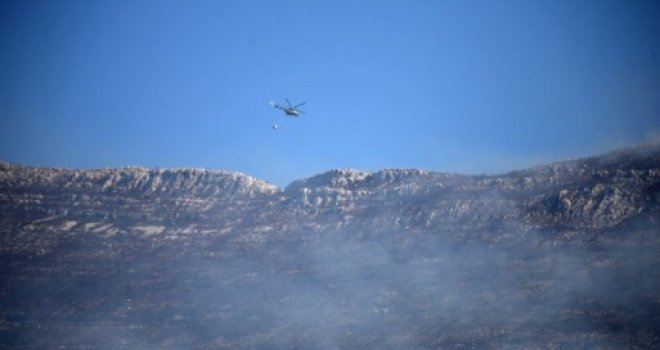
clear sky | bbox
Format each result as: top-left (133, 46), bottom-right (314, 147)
top-left (1, 0), bottom-right (659, 186)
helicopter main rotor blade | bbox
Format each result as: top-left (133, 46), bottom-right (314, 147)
top-left (286, 98), bottom-right (292, 108)
top-left (294, 102), bottom-right (306, 108)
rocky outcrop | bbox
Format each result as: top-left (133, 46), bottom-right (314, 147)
top-left (0, 165), bottom-right (279, 254)
top-left (1, 144), bottom-right (659, 251)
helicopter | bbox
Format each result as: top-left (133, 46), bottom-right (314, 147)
top-left (270, 99), bottom-right (306, 130)
top-left (270, 99), bottom-right (306, 117)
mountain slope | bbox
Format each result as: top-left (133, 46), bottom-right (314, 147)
top-left (0, 144), bottom-right (659, 349)
top-left (2, 144), bottom-right (658, 250)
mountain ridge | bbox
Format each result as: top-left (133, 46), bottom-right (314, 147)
top-left (1, 143), bottom-right (660, 349)
top-left (3, 142), bottom-right (659, 191)
top-left (1, 142), bottom-right (658, 249)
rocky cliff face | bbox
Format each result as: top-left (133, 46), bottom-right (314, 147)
top-left (0, 165), bottom-right (278, 253)
top-left (2, 144), bottom-right (658, 251)
top-left (1, 144), bottom-right (659, 349)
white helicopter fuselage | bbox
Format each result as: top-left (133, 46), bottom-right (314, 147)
top-left (270, 100), bottom-right (304, 124)
top-left (283, 108), bottom-right (301, 117)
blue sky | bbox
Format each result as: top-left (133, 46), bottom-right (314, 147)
top-left (1, 0), bottom-right (659, 186)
